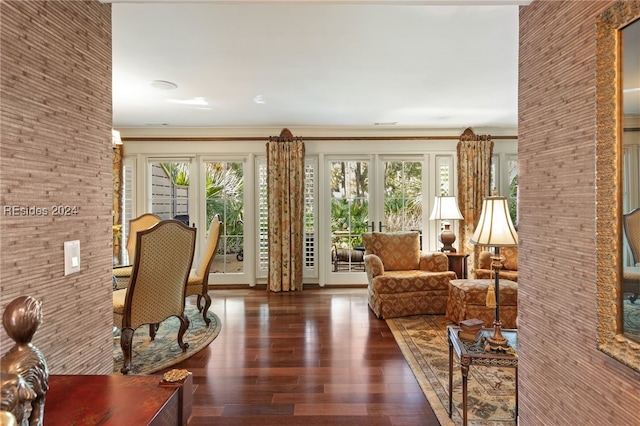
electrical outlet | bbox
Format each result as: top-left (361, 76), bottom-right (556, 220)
top-left (64, 240), bottom-right (80, 275)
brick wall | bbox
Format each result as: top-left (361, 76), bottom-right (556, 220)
top-left (519, 1), bottom-right (640, 424)
top-left (0, 1), bottom-right (113, 374)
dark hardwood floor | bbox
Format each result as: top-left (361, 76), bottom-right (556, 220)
top-left (159, 287), bottom-right (440, 425)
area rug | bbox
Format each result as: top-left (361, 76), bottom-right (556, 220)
top-left (623, 299), bottom-right (640, 341)
top-left (387, 315), bottom-right (516, 426)
top-left (113, 306), bottom-right (221, 374)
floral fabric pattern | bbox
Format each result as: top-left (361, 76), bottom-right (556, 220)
top-left (266, 129), bottom-right (305, 292)
top-left (457, 129), bottom-right (494, 273)
top-left (113, 144), bottom-right (123, 263)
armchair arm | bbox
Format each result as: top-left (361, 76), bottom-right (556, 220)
top-left (419, 252), bottom-right (449, 272)
top-left (364, 254), bottom-right (384, 283)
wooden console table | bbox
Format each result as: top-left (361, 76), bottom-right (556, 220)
top-left (44, 374), bottom-right (192, 425)
top-left (447, 326), bottom-right (518, 426)
top-left (446, 252), bottom-right (469, 279)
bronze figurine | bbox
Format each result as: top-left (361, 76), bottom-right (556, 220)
top-left (1, 296), bottom-right (49, 426)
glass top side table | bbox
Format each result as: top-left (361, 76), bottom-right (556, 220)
top-left (447, 325), bottom-right (518, 426)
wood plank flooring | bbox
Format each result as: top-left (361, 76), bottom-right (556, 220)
top-left (160, 287), bottom-right (440, 425)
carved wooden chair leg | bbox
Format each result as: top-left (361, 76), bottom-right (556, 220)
top-left (148, 323), bottom-right (160, 340)
top-left (120, 327), bottom-right (135, 374)
top-left (196, 295), bottom-right (203, 312)
top-left (177, 314), bottom-right (190, 352)
top-left (201, 293), bottom-right (212, 325)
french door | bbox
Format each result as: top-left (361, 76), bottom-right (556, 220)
top-left (328, 158), bottom-right (371, 279)
top-left (203, 160), bottom-right (245, 275)
top-left (325, 155), bottom-right (426, 284)
top-left (125, 152), bottom-right (455, 286)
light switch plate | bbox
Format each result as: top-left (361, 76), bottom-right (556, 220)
top-left (64, 240), bottom-right (81, 275)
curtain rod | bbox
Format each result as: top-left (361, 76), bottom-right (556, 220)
top-left (123, 135), bottom-right (517, 142)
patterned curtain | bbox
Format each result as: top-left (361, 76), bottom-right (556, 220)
top-left (457, 128), bottom-right (494, 273)
top-left (113, 144), bottom-right (123, 264)
top-left (266, 129), bottom-right (306, 292)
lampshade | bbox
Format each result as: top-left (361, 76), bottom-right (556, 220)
top-left (112, 129), bottom-right (123, 146)
top-left (429, 196), bottom-right (464, 221)
top-left (470, 196), bottom-right (518, 247)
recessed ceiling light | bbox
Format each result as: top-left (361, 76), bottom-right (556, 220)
top-left (254, 95), bottom-right (266, 104)
top-left (150, 80), bottom-right (178, 90)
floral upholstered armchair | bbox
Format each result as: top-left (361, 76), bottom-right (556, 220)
top-left (362, 231), bottom-right (456, 319)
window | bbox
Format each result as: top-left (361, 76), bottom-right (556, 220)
top-left (257, 158), bottom-right (317, 278)
top-left (150, 161), bottom-right (191, 222)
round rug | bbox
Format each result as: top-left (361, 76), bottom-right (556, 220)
top-left (623, 299), bottom-right (640, 341)
top-left (113, 306), bottom-right (221, 374)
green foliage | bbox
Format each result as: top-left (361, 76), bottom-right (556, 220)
top-left (161, 162), bottom-right (190, 186)
top-left (509, 175), bottom-right (518, 226)
top-left (382, 161), bottom-right (422, 231)
top-left (330, 160), bottom-right (423, 248)
top-left (331, 198), bottom-right (368, 248)
top-left (206, 162), bottom-right (244, 253)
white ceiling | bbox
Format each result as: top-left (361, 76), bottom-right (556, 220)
top-left (111, 1), bottom-right (533, 130)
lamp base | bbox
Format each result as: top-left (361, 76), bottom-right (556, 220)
top-left (484, 321), bottom-right (513, 354)
top-left (438, 223), bottom-right (457, 253)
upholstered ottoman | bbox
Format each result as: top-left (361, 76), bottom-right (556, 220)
top-left (446, 278), bottom-right (518, 329)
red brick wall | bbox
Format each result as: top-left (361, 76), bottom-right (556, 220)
top-left (0, 1), bottom-right (113, 374)
top-left (519, 1), bottom-right (640, 424)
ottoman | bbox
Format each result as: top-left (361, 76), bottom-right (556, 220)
top-left (446, 278), bottom-right (518, 329)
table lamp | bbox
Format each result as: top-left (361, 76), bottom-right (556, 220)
top-left (470, 195), bottom-right (518, 353)
top-left (429, 196), bottom-right (464, 252)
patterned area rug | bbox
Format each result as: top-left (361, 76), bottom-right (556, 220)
top-left (623, 299), bottom-right (640, 340)
top-left (113, 306), bottom-right (221, 374)
top-left (387, 315), bottom-right (516, 426)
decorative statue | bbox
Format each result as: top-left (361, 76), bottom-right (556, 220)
top-left (0, 296), bottom-right (49, 426)
top-left (1, 372), bottom-right (35, 424)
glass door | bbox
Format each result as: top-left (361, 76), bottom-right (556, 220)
top-left (204, 160), bottom-right (245, 275)
top-left (148, 160), bottom-right (192, 224)
top-left (329, 159), bottom-right (370, 277)
top-left (381, 159), bottom-right (423, 238)
top-left (325, 156), bottom-right (425, 283)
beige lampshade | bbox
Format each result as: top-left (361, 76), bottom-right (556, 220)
top-left (470, 196), bottom-right (518, 247)
top-left (429, 196), bottom-right (464, 221)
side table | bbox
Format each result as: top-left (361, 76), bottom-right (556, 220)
top-left (445, 252), bottom-right (469, 279)
top-left (447, 326), bottom-right (518, 426)
top-left (44, 373), bottom-right (192, 425)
